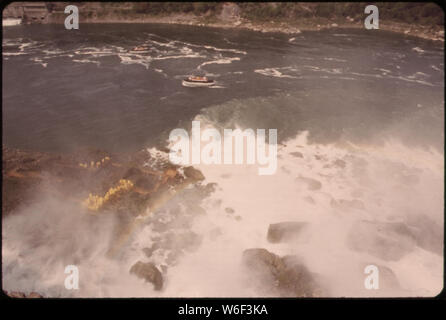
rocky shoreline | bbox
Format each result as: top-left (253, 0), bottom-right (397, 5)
top-left (4, 2), bottom-right (443, 41)
top-left (53, 13), bottom-right (444, 42)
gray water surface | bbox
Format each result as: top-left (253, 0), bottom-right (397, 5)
top-left (2, 23), bottom-right (444, 153)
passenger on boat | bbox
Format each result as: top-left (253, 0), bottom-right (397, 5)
top-left (188, 76), bottom-right (208, 82)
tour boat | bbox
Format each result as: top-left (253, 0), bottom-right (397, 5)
top-left (182, 76), bottom-right (215, 87)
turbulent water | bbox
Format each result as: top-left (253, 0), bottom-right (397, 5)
top-left (2, 23), bottom-right (444, 297)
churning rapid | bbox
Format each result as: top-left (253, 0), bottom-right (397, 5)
top-left (2, 23), bottom-right (444, 297)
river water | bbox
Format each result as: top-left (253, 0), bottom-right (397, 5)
top-left (2, 23), bottom-right (444, 297)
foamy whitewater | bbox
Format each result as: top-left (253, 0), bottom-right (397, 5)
top-left (3, 128), bottom-right (443, 297)
top-left (2, 24), bottom-right (444, 297)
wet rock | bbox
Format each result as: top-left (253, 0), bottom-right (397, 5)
top-left (183, 166), bottom-right (205, 181)
top-left (290, 151), bottom-right (303, 158)
top-left (129, 261), bottom-right (163, 290)
top-left (406, 214), bottom-right (443, 255)
top-left (123, 167), bottom-right (158, 191)
top-left (143, 243), bottom-right (160, 258)
top-left (281, 166), bottom-right (291, 174)
top-left (347, 220), bottom-right (417, 261)
top-left (295, 176), bottom-right (322, 190)
top-left (3, 147), bottom-right (202, 257)
top-left (225, 207), bottom-right (235, 214)
top-left (267, 221), bottom-right (308, 243)
top-left (242, 248), bottom-right (321, 297)
top-left (202, 183), bottom-right (217, 195)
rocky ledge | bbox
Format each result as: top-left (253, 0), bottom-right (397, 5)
top-left (2, 146), bottom-right (205, 256)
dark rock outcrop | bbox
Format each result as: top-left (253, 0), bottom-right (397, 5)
top-left (290, 151), bottom-right (303, 158)
top-left (267, 221), bottom-right (308, 243)
top-left (242, 248), bottom-right (322, 297)
top-left (129, 261), bottom-right (163, 290)
top-left (405, 214), bottom-right (443, 255)
top-left (2, 147), bottom-right (206, 258)
top-left (183, 166), bottom-right (205, 181)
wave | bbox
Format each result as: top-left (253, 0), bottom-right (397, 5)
top-left (254, 67), bottom-right (300, 79)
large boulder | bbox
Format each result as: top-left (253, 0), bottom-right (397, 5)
top-left (129, 261), bottom-right (163, 290)
top-left (267, 222), bottom-right (308, 243)
top-left (183, 166), bottom-right (205, 181)
top-left (242, 248), bottom-right (322, 297)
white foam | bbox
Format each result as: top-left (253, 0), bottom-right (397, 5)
top-left (30, 57), bottom-right (48, 68)
top-left (159, 128), bottom-right (443, 297)
top-left (412, 47), bottom-right (425, 54)
top-left (431, 65), bottom-right (443, 72)
top-left (254, 67), bottom-right (299, 79)
top-left (72, 59), bottom-right (100, 66)
top-left (198, 56), bottom-right (240, 69)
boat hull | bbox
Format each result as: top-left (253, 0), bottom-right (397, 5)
top-left (182, 79), bottom-right (215, 87)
